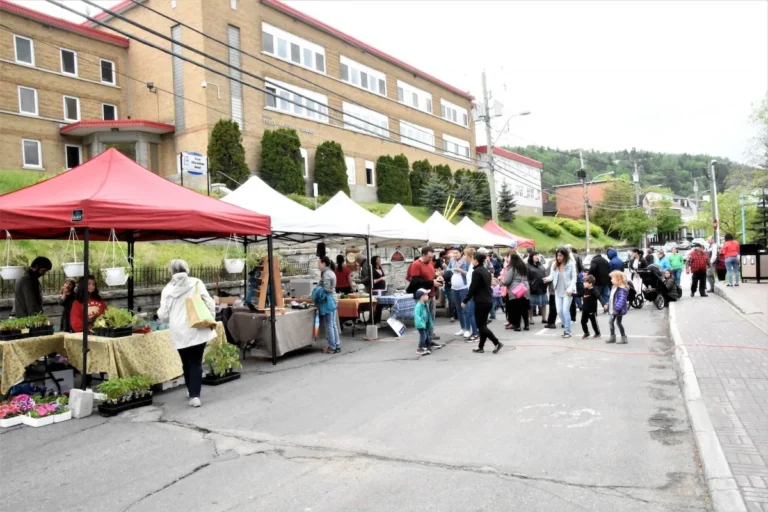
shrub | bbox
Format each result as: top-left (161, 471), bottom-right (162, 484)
top-left (376, 154), bottom-right (412, 205)
top-left (553, 218), bottom-right (586, 237)
top-left (314, 141), bottom-right (349, 196)
top-left (410, 159), bottom-right (433, 206)
top-left (259, 128), bottom-right (304, 195)
top-left (422, 175), bottom-right (449, 214)
top-left (207, 119), bottom-right (250, 190)
top-left (525, 217), bottom-right (562, 237)
top-left (497, 182), bottom-right (517, 222)
top-left (473, 171), bottom-right (492, 217)
top-left (454, 175), bottom-right (475, 216)
top-left (434, 164), bottom-right (452, 186)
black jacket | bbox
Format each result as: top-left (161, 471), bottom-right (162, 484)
top-left (574, 254), bottom-right (584, 274)
top-left (464, 264), bottom-right (493, 305)
top-left (59, 293), bottom-right (76, 333)
top-left (581, 287), bottom-right (599, 314)
top-left (589, 255), bottom-right (611, 286)
top-left (664, 277), bottom-right (680, 300)
top-left (13, 269), bottom-right (43, 318)
top-left (527, 262), bottom-right (548, 295)
top-left (644, 254), bottom-right (655, 267)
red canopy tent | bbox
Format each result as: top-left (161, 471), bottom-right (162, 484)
top-left (482, 220), bottom-right (536, 249)
top-left (0, 149), bottom-right (279, 377)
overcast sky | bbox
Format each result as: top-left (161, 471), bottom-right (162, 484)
top-left (17, 0), bottom-right (768, 164)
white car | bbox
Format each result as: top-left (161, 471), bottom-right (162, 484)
top-left (691, 238), bottom-right (707, 248)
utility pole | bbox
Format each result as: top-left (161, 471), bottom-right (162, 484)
top-left (633, 161), bottom-right (640, 206)
top-left (710, 160), bottom-right (720, 242)
top-left (739, 194), bottom-right (747, 243)
top-left (482, 71), bottom-right (499, 224)
top-left (579, 150), bottom-right (591, 253)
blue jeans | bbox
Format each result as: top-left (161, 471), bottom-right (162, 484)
top-left (672, 268), bottom-right (682, 286)
top-left (556, 295), bottom-right (573, 334)
top-left (451, 288), bottom-right (469, 330)
top-left (322, 312), bottom-right (340, 350)
top-left (594, 285), bottom-right (610, 309)
top-left (466, 300), bottom-right (478, 335)
top-left (418, 328), bottom-right (430, 349)
top-left (725, 256), bottom-right (740, 285)
top-left (491, 297), bottom-right (504, 319)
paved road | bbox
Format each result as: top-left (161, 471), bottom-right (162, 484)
top-left (1, 303), bottom-right (708, 511)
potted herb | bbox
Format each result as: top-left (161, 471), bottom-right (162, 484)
top-left (53, 396), bottom-right (71, 423)
top-left (1, 237), bottom-right (28, 281)
top-left (0, 401), bottom-right (24, 428)
top-left (202, 342), bottom-right (242, 385)
top-left (23, 313), bottom-right (54, 337)
top-left (0, 318), bottom-right (25, 341)
top-left (97, 375), bottom-right (153, 416)
top-left (92, 306), bottom-right (137, 338)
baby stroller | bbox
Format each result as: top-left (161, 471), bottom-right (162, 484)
top-left (634, 264), bottom-right (671, 310)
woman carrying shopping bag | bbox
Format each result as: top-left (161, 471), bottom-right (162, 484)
top-left (157, 259), bottom-right (217, 408)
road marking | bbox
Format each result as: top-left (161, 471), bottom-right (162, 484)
top-left (516, 403), bottom-right (601, 428)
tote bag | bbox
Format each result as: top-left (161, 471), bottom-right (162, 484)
top-left (185, 282), bottom-right (217, 329)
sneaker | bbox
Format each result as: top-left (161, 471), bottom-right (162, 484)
top-left (473, 348), bottom-right (485, 353)
top-left (581, 333), bottom-right (590, 339)
top-left (735, 284), bottom-right (740, 287)
top-left (701, 293), bottom-right (708, 297)
top-left (189, 397), bottom-right (201, 408)
top-left (463, 330), bottom-right (471, 338)
top-left (523, 326), bottom-right (530, 331)
top-left (691, 292), bottom-right (695, 297)
top-left (593, 334), bottom-right (601, 339)
top-left (333, 347), bottom-right (341, 353)
top-left (464, 337), bottom-right (475, 343)
top-left (430, 343), bottom-right (444, 350)
top-left (455, 329), bottom-right (466, 336)
top-left (726, 284), bottom-right (733, 287)
top-left (545, 324), bottom-right (556, 329)
top-left (432, 335), bottom-right (441, 341)
top-left (470, 335), bottom-right (480, 341)
top-left (416, 348), bottom-right (431, 355)
top-left (450, 318), bottom-right (456, 323)
top-left (493, 343), bottom-right (504, 354)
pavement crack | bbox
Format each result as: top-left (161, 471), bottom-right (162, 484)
top-left (122, 462), bottom-right (211, 512)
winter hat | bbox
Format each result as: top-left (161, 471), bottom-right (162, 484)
top-left (414, 288), bottom-right (430, 299)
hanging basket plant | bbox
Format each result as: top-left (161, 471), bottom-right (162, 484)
top-left (100, 229), bottom-right (131, 286)
top-left (62, 229), bottom-right (84, 278)
top-left (223, 234), bottom-right (245, 275)
top-left (1, 231), bottom-right (28, 281)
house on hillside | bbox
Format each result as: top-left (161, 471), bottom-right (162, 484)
top-left (476, 146), bottom-right (543, 215)
top-left (642, 192), bottom-right (703, 242)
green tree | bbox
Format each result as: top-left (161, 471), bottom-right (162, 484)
top-left (592, 181), bottom-right (636, 236)
top-left (497, 182), bottom-right (516, 222)
top-left (454, 168), bottom-right (471, 187)
top-left (207, 119), bottom-right (250, 190)
top-left (718, 189), bottom-right (759, 240)
top-left (258, 128), bottom-right (304, 194)
top-left (653, 199), bottom-right (683, 235)
top-left (376, 154), bottom-right (412, 204)
top-left (410, 159), bottom-right (433, 206)
top-left (434, 164), bottom-right (452, 186)
top-left (313, 141), bottom-right (349, 196)
top-left (454, 175), bottom-right (475, 216)
top-left (617, 209), bottom-right (656, 246)
top-left (473, 171), bottom-right (492, 217)
top-left (421, 175), bottom-right (449, 214)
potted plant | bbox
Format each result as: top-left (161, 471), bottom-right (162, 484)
top-left (0, 318), bottom-right (25, 341)
top-left (202, 342), bottom-right (242, 385)
top-left (1, 237), bottom-right (28, 281)
top-left (92, 306), bottom-right (137, 338)
top-left (101, 229), bottom-right (131, 286)
top-left (0, 401), bottom-right (24, 428)
top-left (23, 403), bottom-right (57, 427)
top-left (223, 234), bottom-right (245, 275)
top-left (97, 375), bottom-right (153, 416)
top-left (23, 313), bottom-right (54, 337)
top-left (62, 228), bottom-right (84, 278)
top-left (53, 396), bottom-right (71, 423)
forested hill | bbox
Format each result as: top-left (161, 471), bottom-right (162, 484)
top-left (506, 145), bottom-right (753, 197)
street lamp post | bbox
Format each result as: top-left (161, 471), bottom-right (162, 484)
top-left (739, 194), bottom-right (747, 243)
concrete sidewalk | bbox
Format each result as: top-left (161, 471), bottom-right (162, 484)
top-left (672, 280), bottom-right (768, 511)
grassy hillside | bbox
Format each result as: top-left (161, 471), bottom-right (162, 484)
top-left (0, 170), bottom-right (56, 195)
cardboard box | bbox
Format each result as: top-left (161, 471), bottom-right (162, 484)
top-left (215, 296), bottom-right (239, 305)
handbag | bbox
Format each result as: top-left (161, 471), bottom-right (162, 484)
top-left (185, 282), bottom-right (217, 329)
top-left (510, 282), bottom-right (528, 299)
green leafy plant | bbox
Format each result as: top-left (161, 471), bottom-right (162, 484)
top-left (259, 128), bottom-right (305, 195)
top-left (376, 154), bottom-right (412, 205)
top-left (409, 160), bottom-right (433, 206)
top-left (93, 306), bottom-right (136, 329)
top-left (22, 313), bottom-right (51, 329)
top-left (208, 119), bottom-right (251, 190)
top-left (421, 175), bottom-right (449, 214)
top-left (204, 342), bottom-right (242, 377)
top-left (97, 375), bottom-right (152, 403)
top-left (498, 182), bottom-right (517, 222)
top-left (2, 243), bottom-right (28, 267)
top-left (0, 318), bottom-right (24, 332)
top-left (525, 217), bottom-right (562, 237)
top-left (314, 141), bottom-right (349, 196)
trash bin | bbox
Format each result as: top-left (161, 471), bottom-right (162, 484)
top-left (740, 243), bottom-right (768, 283)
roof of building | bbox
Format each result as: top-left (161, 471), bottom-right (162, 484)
top-left (60, 119), bottom-right (175, 136)
top-left (475, 146), bottom-right (543, 169)
top-left (553, 180), bottom-right (615, 189)
top-left (0, 0), bottom-right (129, 47)
top-left (81, 0), bottom-right (473, 101)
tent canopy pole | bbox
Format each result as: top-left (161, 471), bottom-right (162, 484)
top-left (127, 231), bottom-right (135, 312)
top-left (266, 235), bottom-right (278, 365)
top-left (81, 227), bottom-right (90, 390)
top-left (365, 236), bottom-right (374, 327)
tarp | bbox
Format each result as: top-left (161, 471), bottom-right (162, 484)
top-left (372, 204), bottom-right (429, 247)
top-left (310, 191), bottom-right (382, 239)
top-left (456, 217), bottom-right (514, 247)
top-left (482, 220), bottom-right (536, 248)
top-left (0, 149), bottom-right (271, 241)
top-left (424, 212), bottom-right (466, 246)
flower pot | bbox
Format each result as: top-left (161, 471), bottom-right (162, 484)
top-left (93, 326), bottom-right (134, 338)
top-left (53, 411), bottom-right (72, 423)
top-left (0, 416), bottom-right (24, 428)
top-left (202, 370), bottom-right (241, 386)
top-left (0, 329), bottom-right (24, 341)
top-left (224, 258), bottom-right (245, 274)
top-left (104, 267), bottom-right (129, 286)
top-left (23, 415), bottom-right (54, 427)
top-left (28, 325), bottom-right (54, 337)
top-left (0, 266), bottom-right (24, 280)
top-left (98, 395), bottom-right (153, 417)
top-left (63, 262), bottom-right (84, 278)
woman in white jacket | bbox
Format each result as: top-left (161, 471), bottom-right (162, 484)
top-left (157, 259), bottom-right (217, 407)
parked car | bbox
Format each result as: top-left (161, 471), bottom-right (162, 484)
top-left (664, 241), bottom-right (677, 252)
top-left (691, 238), bottom-right (707, 248)
top-left (677, 240), bottom-right (691, 250)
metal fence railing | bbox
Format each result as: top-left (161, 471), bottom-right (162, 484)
top-left (0, 259), bottom-right (312, 299)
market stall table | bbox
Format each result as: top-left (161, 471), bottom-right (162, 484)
top-left (374, 294), bottom-right (417, 320)
top-left (337, 297), bottom-right (377, 335)
top-left (227, 307), bottom-right (317, 358)
top-left (1, 334), bottom-right (66, 394)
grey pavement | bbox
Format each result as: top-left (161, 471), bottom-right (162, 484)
top-left (673, 274), bottom-right (768, 511)
top-left (1, 305), bottom-right (708, 511)
top-left (713, 281), bottom-right (768, 335)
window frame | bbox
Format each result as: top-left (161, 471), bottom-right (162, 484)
top-left (18, 86), bottom-right (38, 116)
top-left (342, 102), bottom-right (389, 139)
top-left (440, 99), bottom-right (469, 128)
top-left (64, 144), bottom-right (82, 170)
top-left (21, 139), bottom-right (42, 170)
top-left (100, 59), bottom-right (116, 85)
top-left (299, 148), bottom-right (309, 178)
top-left (13, 35), bottom-right (34, 66)
top-left (344, 155), bottom-right (356, 185)
top-left (262, 22), bottom-right (326, 75)
top-left (442, 133), bottom-right (471, 161)
top-left (399, 119), bottom-right (435, 152)
top-left (60, 47), bottom-right (78, 77)
top-left (63, 95), bottom-right (81, 122)
top-left (339, 56), bottom-right (387, 97)
top-left (397, 80), bottom-right (433, 114)
top-left (365, 160), bottom-right (375, 187)
top-left (264, 77), bottom-right (329, 124)
top-left (102, 103), bottom-right (118, 121)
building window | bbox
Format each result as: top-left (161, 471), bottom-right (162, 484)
top-left (102, 103), bottom-right (118, 120)
top-left (340, 56), bottom-right (387, 97)
top-left (18, 86), bottom-right (38, 116)
top-left (365, 160), bottom-right (375, 186)
top-left (345, 156), bottom-right (356, 185)
top-left (535, 189), bottom-right (540, 200)
top-left (100, 60), bottom-right (115, 85)
top-left (516, 185), bottom-right (523, 196)
top-left (171, 25), bottom-right (185, 132)
top-left (397, 80), bottom-right (432, 114)
top-left (399, 120), bottom-right (434, 152)
top-left (65, 145), bottom-right (82, 169)
top-left (63, 96), bottom-right (80, 122)
top-left (228, 25), bottom-right (243, 128)
top-left (60, 48), bottom-right (77, 76)
top-left (262, 22), bottom-right (325, 75)
top-left (230, 0), bottom-right (237, 9)
top-left (526, 187), bottom-right (534, 199)
top-left (442, 134), bottom-right (470, 161)
top-left (22, 139), bottom-right (42, 169)
top-left (343, 102), bottom-right (389, 138)
top-left (300, 148), bottom-right (309, 178)
top-left (441, 99), bottom-right (468, 128)
top-left (264, 77), bottom-right (328, 123)
top-left (14, 35), bottom-right (34, 66)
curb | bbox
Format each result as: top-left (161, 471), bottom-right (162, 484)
top-left (668, 302), bottom-right (747, 512)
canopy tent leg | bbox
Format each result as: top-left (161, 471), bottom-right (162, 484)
top-left (243, 239), bottom-right (249, 303)
top-left (365, 236), bottom-right (374, 327)
top-left (81, 227), bottom-right (90, 390)
top-left (127, 233), bottom-right (135, 312)
top-left (266, 235), bottom-right (278, 365)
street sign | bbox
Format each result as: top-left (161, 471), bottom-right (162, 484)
top-left (179, 152), bottom-right (207, 175)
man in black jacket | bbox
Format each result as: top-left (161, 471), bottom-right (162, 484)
top-left (13, 256), bottom-right (52, 318)
top-left (644, 249), bottom-right (655, 267)
top-left (588, 248), bottom-right (611, 313)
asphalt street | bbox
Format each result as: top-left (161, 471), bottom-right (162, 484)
top-left (0, 301), bottom-right (708, 511)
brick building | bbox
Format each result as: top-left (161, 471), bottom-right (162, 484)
top-left (553, 181), bottom-right (614, 219)
top-left (0, 0), bottom-right (476, 201)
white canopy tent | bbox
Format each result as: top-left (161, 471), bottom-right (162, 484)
top-left (424, 211), bottom-right (466, 246)
top-left (456, 217), bottom-right (514, 248)
top-left (373, 204), bottom-right (430, 246)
